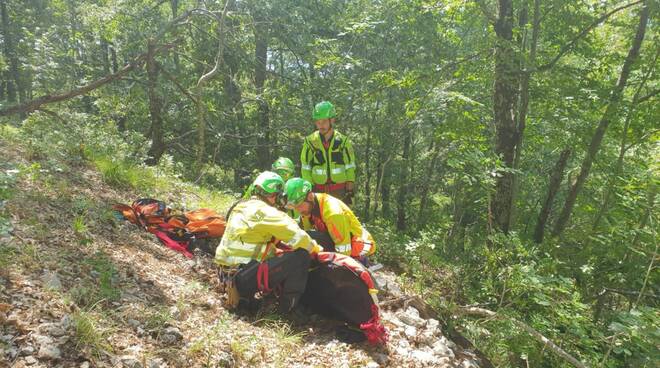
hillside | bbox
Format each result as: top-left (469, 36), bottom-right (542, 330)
top-left (0, 129), bottom-right (487, 368)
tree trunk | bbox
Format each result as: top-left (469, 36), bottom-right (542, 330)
top-left (552, 2), bottom-right (650, 237)
top-left (145, 40), bottom-right (165, 165)
top-left (491, 0), bottom-right (519, 234)
top-left (381, 165), bottom-right (391, 218)
top-left (254, 19), bottom-right (271, 169)
top-left (1, 0), bottom-right (18, 103)
top-left (510, 0), bottom-right (540, 226)
top-left (101, 37), bottom-right (111, 75)
top-left (363, 108), bottom-right (374, 221)
top-left (110, 43), bottom-right (118, 73)
top-left (193, 3), bottom-right (232, 171)
top-left (631, 182), bottom-right (656, 249)
top-left (170, 0), bottom-right (180, 71)
top-left (592, 49), bottom-right (657, 231)
top-left (396, 130), bottom-right (412, 231)
top-left (417, 139), bottom-right (441, 230)
top-left (533, 148), bottom-right (571, 243)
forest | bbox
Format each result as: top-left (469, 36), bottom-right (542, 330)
top-left (0, 0), bottom-right (657, 367)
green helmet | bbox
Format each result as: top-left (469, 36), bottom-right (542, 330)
top-left (252, 171), bottom-right (284, 195)
top-left (271, 157), bottom-right (295, 180)
top-left (284, 178), bottom-right (313, 207)
top-left (312, 101), bottom-right (336, 121)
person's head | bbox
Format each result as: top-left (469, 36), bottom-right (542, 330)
top-left (312, 101), bottom-right (336, 137)
top-left (252, 171), bottom-right (285, 206)
top-left (284, 178), bottom-right (315, 216)
top-left (271, 157), bottom-right (295, 181)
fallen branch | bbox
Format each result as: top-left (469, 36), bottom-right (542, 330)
top-left (0, 43), bottom-right (178, 117)
top-left (456, 306), bottom-right (588, 368)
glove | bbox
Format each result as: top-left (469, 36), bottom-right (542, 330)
top-left (309, 242), bottom-right (322, 259)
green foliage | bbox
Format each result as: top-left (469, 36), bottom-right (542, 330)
top-left (72, 310), bottom-right (113, 358)
top-left (1, 0), bottom-right (657, 366)
top-left (93, 156), bottom-right (152, 190)
top-left (606, 307), bottom-right (659, 366)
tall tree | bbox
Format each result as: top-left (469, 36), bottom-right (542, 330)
top-left (552, 2), bottom-right (650, 236)
top-left (490, 0), bottom-right (519, 233)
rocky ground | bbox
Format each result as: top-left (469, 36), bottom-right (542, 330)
top-left (0, 138), bottom-right (486, 368)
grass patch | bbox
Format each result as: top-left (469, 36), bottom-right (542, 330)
top-left (93, 156), bottom-right (153, 190)
top-left (71, 252), bottom-right (120, 308)
top-left (0, 245), bottom-right (17, 272)
top-left (0, 124), bottom-right (20, 140)
top-left (143, 307), bottom-right (173, 332)
top-left (72, 310), bottom-right (113, 359)
top-left (187, 314), bottom-right (232, 362)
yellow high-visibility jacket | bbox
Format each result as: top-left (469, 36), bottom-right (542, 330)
top-left (300, 131), bottom-right (355, 185)
top-left (215, 199), bottom-right (320, 266)
top-left (300, 193), bottom-right (376, 257)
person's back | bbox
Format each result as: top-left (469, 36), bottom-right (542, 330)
top-left (215, 171), bottom-right (320, 314)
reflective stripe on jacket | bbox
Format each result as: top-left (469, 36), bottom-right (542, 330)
top-left (300, 130), bottom-right (356, 185)
top-left (300, 193), bottom-right (376, 257)
top-left (215, 199), bottom-right (318, 266)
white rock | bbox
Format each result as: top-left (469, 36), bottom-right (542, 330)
top-left (80, 361), bottom-right (90, 368)
top-left (410, 349), bottom-right (437, 365)
top-left (120, 355), bottom-right (143, 368)
top-left (426, 318), bottom-right (440, 331)
top-left (20, 345), bottom-right (35, 355)
top-left (7, 347), bottom-right (18, 359)
top-left (49, 326), bottom-right (67, 337)
top-left (148, 357), bottom-right (166, 368)
top-left (418, 329), bottom-right (436, 345)
top-left (461, 359), bottom-right (480, 368)
top-left (37, 344), bottom-right (61, 360)
top-left (60, 315), bottom-right (72, 330)
top-left (435, 357), bottom-right (453, 367)
top-left (397, 339), bottom-right (410, 349)
top-left (394, 346), bottom-right (410, 358)
top-left (365, 362), bottom-right (379, 368)
top-left (386, 315), bottom-right (406, 328)
top-left (432, 339), bottom-right (455, 359)
top-left (404, 325), bottom-right (418, 339)
top-left (33, 334), bottom-right (53, 345)
top-left (397, 307), bottom-right (425, 327)
top-left (25, 356), bottom-right (37, 365)
top-left (41, 271), bottom-right (62, 290)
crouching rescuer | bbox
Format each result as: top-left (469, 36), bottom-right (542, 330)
top-left (215, 171), bottom-right (322, 314)
top-left (284, 177), bottom-right (376, 263)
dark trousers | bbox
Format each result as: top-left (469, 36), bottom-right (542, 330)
top-left (307, 230), bottom-right (335, 252)
top-left (233, 248), bottom-right (311, 313)
top-left (313, 186), bottom-right (352, 205)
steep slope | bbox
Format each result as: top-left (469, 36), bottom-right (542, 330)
top-left (0, 133), bottom-right (487, 368)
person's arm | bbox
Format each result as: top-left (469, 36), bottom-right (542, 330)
top-left (256, 207), bottom-right (321, 254)
top-left (344, 137), bottom-right (356, 183)
top-left (300, 137), bottom-right (313, 182)
top-left (324, 214), bottom-right (352, 255)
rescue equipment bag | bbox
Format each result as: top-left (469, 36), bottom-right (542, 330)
top-left (113, 198), bottom-right (226, 258)
top-left (300, 252), bottom-right (387, 345)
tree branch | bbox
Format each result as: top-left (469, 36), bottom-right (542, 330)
top-left (457, 306), bottom-right (588, 368)
top-left (474, 0), bottom-right (497, 25)
top-left (635, 88), bottom-right (659, 104)
top-left (536, 1), bottom-right (643, 72)
top-left (0, 43), bottom-right (178, 117)
top-left (158, 64), bottom-right (197, 104)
